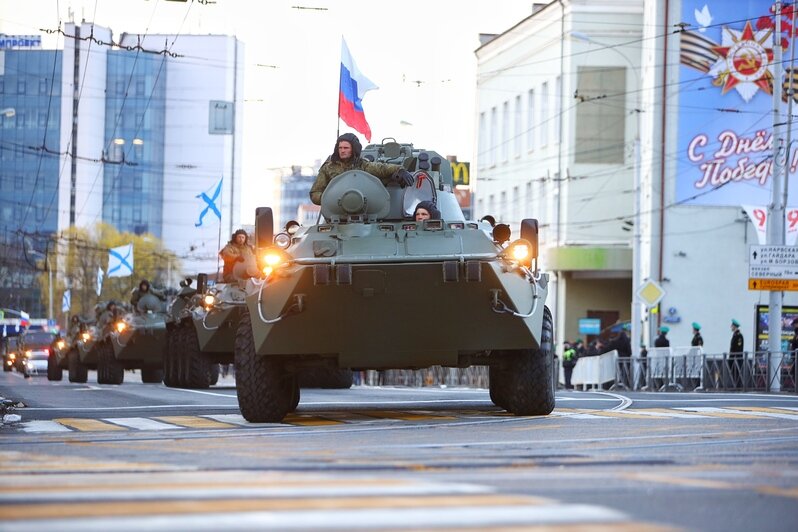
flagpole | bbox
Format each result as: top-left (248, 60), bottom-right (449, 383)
top-left (337, 36), bottom-right (343, 139)
top-left (217, 177), bottom-right (224, 283)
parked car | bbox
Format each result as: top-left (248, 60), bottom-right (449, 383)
top-left (17, 331), bottom-right (57, 376)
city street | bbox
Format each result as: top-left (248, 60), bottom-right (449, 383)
top-left (2, 371), bottom-right (798, 531)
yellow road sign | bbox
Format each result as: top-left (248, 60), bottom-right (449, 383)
top-left (748, 278), bottom-right (798, 291)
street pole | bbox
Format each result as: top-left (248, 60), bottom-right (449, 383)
top-left (769, 2), bottom-right (785, 392)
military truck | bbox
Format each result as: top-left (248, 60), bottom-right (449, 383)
top-left (233, 139), bottom-right (553, 422)
top-left (95, 294), bottom-right (167, 385)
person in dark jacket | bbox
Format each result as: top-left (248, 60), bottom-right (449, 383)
top-left (561, 341), bottom-right (578, 390)
top-left (691, 322), bottom-right (704, 347)
top-left (654, 326), bottom-right (670, 348)
top-left (218, 229), bottom-right (254, 283)
top-left (729, 318), bottom-right (745, 388)
top-left (309, 133), bottom-right (414, 205)
top-left (605, 323), bottom-right (632, 388)
top-left (413, 200), bottom-right (441, 221)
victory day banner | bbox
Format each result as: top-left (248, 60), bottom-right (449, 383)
top-left (678, 0), bottom-right (798, 206)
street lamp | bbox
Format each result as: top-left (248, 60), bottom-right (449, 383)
top-left (570, 31), bottom-right (645, 357)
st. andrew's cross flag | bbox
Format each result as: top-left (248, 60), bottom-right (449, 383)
top-left (108, 243), bottom-right (134, 278)
top-left (339, 38), bottom-right (378, 142)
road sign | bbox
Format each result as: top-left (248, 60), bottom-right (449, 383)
top-left (749, 245), bottom-right (798, 279)
top-left (635, 279), bottom-right (665, 307)
top-left (748, 278), bottom-right (798, 291)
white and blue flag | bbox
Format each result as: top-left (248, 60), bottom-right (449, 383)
top-left (195, 178), bottom-right (223, 227)
top-left (108, 244), bottom-right (134, 278)
top-left (61, 289), bottom-right (71, 313)
top-left (96, 266), bottom-right (104, 296)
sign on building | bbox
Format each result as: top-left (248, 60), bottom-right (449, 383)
top-left (209, 101), bottom-right (234, 134)
top-left (0, 34), bottom-right (42, 49)
top-left (748, 245), bottom-right (798, 291)
top-left (451, 161), bottom-right (470, 186)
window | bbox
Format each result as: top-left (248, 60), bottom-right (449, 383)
top-left (478, 112), bottom-right (487, 169)
top-left (133, 206), bottom-right (142, 223)
top-left (136, 80), bottom-right (145, 96)
top-left (526, 181), bottom-right (533, 216)
top-left (0, 79), bottom-right (4, 93)
top-left (17, 79), bottom-right (26, 94)
top-left (133, 175), bottom-right (143, 192)
top-left (514, 95), bottom-right (522, 158)
top-left (527, 89), bottom-right (535, 152)
top-left (501, 191), bottom-right (507, 220)
top-left (39, 78), bottom-right (48, 95)
top-left (38, 112), bottom-right (47, 128)
top-left (488, 194), bottom-right (495, 216)
top-left (15, 175), bottom-right (23, 189)
top-left (554, 76), bottom-right (561, 143)
top-left (501, 101), bottom-right (509, 163)
top-left (489, 106), bottom-right (497, 167)
top-left (116, 80), bottom-right (125, 95)
top-left (575, 66), bottom-right (626, 164)
top-left (513, 186), bottom-right (520, 223)
top-left (540, 82), bottom-right (549, 147)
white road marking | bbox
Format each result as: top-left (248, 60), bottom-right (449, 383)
top-left (103, 418), bottom-right (186, 431)
top-left (3, 504), bottom-right (628, 532)
top-left (18, 420), bottom-right (72, 432)
top-left (678, 407), bottom-right (798, 420)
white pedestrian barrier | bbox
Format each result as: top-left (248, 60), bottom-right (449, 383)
top-left (560, 350), bottom-right (618, 389)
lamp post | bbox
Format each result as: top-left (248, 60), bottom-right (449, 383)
top-left (570, 31), bottom-right (644, 361)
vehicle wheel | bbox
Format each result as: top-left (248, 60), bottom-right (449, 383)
top-left (235, 310), bottom-right (291, 422)
top-left (98, 343), bottom-right (124, 385)
top-left (286, 375), bottom-right (299, 413)
top-left (163, 326), bottom-right (180, 388)
top-left (184, 323), bottom-right (213, 389)
top-left (47, 353), bottom-right (63, 381)
top-left (68, 350), bottom-right (88, 383)
top-left (505, 305), bottom-right (555, 416)
top-left (489, 362), bottom-right (510, 410)
top-left (208, 363), bottom-right (220, 386)
top-left (141, 368), bottom-right (164, 383)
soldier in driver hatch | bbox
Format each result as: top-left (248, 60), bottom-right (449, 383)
top-left (218, 229), bottom-right (255, 282)
top-left (414, 201), bottom-right (441, 221)
top-left (309, 133), bottom-right (415, 205)
top-left (130, 279), bottom-right (165, 310)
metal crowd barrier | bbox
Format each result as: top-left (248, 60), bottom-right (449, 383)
top-left (350, 350), bottom-right (797, 394)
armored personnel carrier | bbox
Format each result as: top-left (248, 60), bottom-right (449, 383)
top-left (96, 294), bottom-right (167, 385)
top-left (234, 139), bottom-right (553, 422)
top-left (164, 275), bottom-right (225, 389)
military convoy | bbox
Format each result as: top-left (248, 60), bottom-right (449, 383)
top-left (232, 139), bottom-right (553, 422)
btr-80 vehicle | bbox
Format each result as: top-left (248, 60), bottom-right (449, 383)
top-left (234, 139), bottom-right (553, 422)
top-left (95, 294), bottom-right (167, 385)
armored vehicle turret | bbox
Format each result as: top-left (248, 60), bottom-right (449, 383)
top-left (234, 139), bottom-right (553, 422)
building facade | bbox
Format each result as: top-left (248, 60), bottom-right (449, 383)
top-left (0, 23), bottom-right (243, 315)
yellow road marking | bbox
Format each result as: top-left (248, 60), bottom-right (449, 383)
top-left (756, 486), bottom-right (798, 500)
top-left (622, 472), bottom-right (736, 490)
top-left (358, 410), bottom-right (457, 421)
top-left (586, 410), bottom-right (663, 420)
top-left (53, 418), bottom-right (126, 431)
top-left (676, 409), bottom-right (763, 419)
top-left (282, 414), bottom-right (344, 426)
top-left (0, 494), bottom-right (546, 520)
top-left (733, 406), bottom-right (798, 416)
top-left (154, 416), bottom-right (237, 429)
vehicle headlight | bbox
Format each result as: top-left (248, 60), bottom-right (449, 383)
top-left (25, 350), bottom-right (32, 358)
top-left (274, 232), bottom-right (291, 249)
top-left (56, 340), bottom-right (66, 350)
top-left (115, 321), bottom-right (127, 333)
top-left (260, 248), bottom-right (289, 277)
top-left (203, 294), bottom-right (215, 308)
top-left (503, 239), bottom-right (533, 267)
top-left (81, 332), bottom-right (91, 341)
top-left (9, 353), bottom-right (15, 361)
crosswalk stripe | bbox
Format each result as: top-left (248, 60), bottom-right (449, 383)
top-left (551, 409), bottom-right (606, 419)
top-left (731, 406), bottom-right (798, 418)
top-left (282, 414), bottom-right (345, 426)
top-left (632, 409), bottom-right (710, 419)
top-left (689, 407), bottom-right (798, 420)
top-left (0, 503), bottom-right (629, 531)
top-left (357, 410), bottom-right (457, 421)
top-left (19, 420), bottom-right (73, 432)
top-left (54, 418), bottom-right (127, 431)
top-left (103, 418), bottom-right (186, 431)
top-left (153, 416), bottom-right (237, 429)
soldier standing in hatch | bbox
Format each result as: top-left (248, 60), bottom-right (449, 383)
top-left (218, 229), bottom-right (255, 283)
top-left (309, 133), bottom-right (415, 205)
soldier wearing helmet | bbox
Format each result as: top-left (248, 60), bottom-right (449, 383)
top-left (309, 133), bottom-right (415, 205)
top-left (219, 229), bottom-right (254, 282)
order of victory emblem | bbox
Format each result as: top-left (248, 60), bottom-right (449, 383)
top-left (709, 21), bottom-right (774, 102)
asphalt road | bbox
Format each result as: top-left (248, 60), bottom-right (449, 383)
top-left (2, 370), bottom-right (798, 531)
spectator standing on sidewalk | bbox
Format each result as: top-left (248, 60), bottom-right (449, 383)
top-left (561, 341), bottom-right (577, 390)
top-left (654, 326), bottom-right (670, 348)
top-left (691, 322), bottom-right (704, 347)
top-left (729, 319), bottom-right (745, 388)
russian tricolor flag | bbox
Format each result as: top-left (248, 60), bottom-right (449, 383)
top-left (339, 38), bottom-right (378, 142)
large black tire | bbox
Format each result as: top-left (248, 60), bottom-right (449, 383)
top-left (47, 354), bottom-right (63, 381)
top-left (184, 324), bottom-right (213, 389)
top-left (235, 310), bottom-right (291, 422)
top-left (68, 350), bottom-right (88, 383)
top-left (141, 368), bottom-right (164, 383)
top-left (505, 305), bottom-right (555, 416)
top-left (208, 363), bottom-right (220, 386)
top-left (97, 343), bottom-right (124, 385)
top-left (488, 363), bottom-right (510, 410)
top-left (286, 375), bottom-right (300, 413)
top-left (163, 326), bottom-right (181, 388)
